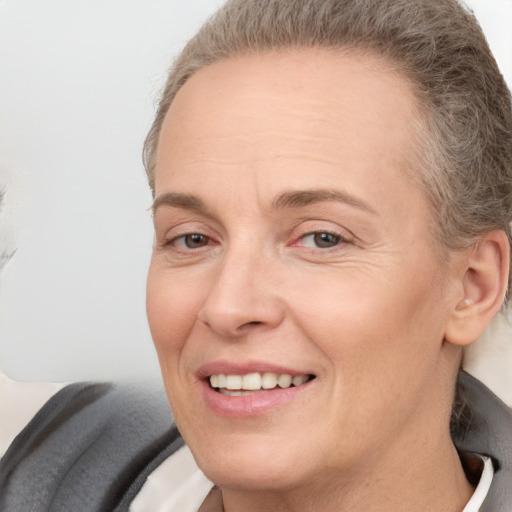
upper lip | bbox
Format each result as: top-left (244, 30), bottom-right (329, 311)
top-left (197, 360), bottom-right (314, 379)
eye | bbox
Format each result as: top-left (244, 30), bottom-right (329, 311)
top-left (171, 233), bottom-right (210, 249)
top-left (300, 232), bottom-right (343, 248)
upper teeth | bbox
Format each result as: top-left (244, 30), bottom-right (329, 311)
top-left (209, 372), bottom-right (309, 391)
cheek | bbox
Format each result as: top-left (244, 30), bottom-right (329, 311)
top-left (146, 265), bottom-right (201, 363)
top-left (288, 273), bottom-right (447, 452)
top-left (289, 261), bottom-right (447, 379)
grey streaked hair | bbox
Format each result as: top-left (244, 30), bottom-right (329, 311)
top-left (143, 0), bottom-right (512, 288)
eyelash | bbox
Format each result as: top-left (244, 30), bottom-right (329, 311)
top-left (163, 229), bottom-right (349, 252)
top-left (293, 230), bottom-right (349, 250)
top-left (164, 233), bottom-right (214, 250)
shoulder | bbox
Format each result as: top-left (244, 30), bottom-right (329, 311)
top-left (0, 381), bottom-right (184, 512)
top-left (453, 371), bottom-right (512, 511)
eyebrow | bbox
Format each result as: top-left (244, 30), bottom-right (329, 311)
top-left (152, 192), bottom-right (208, 215)
top-left (271, 189), bottom-right (377, 215)
top-left (152, 188), bottom-right (377, 216)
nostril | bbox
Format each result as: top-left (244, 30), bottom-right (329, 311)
top-left (237, 320), bottom-right (264, 331)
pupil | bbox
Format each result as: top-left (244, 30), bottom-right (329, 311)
top-left (186, 234), bottom-right (206, 248)
top-left (314, 233), bottom-right (339, 248)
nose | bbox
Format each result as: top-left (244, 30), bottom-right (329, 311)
top-left (198, 246), bottom-right (285, 338)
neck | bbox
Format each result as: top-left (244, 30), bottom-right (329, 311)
top-left (221, 427), bottom-right (474, 512)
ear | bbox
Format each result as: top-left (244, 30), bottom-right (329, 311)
top-left (445, 230), bottom-right (510, 346)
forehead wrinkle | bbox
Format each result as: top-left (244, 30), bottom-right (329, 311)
top-left (171, 130), bottom-right (367, 168)
top-left (169, 153), bottom-right (356, 169)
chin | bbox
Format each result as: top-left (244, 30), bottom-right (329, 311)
top-left (202, 460), bottom-right (304, 492)
top-left (188, 433), bottom-right (310, 491)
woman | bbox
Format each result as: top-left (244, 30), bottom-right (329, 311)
top-left (1, 0), bottom-right (511, 510)
top-left (143, 0), bottom-right (512, 511)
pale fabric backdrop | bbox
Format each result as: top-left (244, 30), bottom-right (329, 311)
top-left (0, 1), bottom-right (511, 399)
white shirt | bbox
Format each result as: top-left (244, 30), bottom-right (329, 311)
top-left (462, 455), bottom-right (494, 512)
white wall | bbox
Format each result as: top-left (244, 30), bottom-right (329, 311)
top-left (0, 0), bottom-right (224, 381)
top-left (0, 0), bottom-right (511, 382)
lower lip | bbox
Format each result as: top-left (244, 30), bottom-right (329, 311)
top-left (201, 380), bottom-right (313, 417)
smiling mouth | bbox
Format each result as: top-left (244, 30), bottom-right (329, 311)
top-left (208, 372), bottom-right (315, 396)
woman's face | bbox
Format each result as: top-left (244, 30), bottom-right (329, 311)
top-left (147, 49), bottom-right (461, 490)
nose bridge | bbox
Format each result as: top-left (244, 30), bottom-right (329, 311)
top-left (199, 237), bottom-right (283, 336)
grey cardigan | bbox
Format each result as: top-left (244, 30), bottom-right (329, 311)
top-left (0, 382), bottom-right (184, 511)
top-left (454, 371), bottom-right (512, 511)
top-left (0, 372), bottom-right (510, 511)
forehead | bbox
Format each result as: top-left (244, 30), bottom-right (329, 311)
top-left (154, 48), bottom-right (424, 214)
top-left (156, 48), bottom-right (421, 177)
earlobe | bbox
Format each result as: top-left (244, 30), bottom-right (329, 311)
top-left (445, 230), bottom-right (510, 346)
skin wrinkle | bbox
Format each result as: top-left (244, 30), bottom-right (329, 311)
top-left (166, 127), bottom-right (406, 157)
top-left (157, 151), bottom-right (375, 172)
top-left (147, 49), bottom-right (479, 511)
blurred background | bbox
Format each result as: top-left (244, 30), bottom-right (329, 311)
top-left (0, 0), bottom-right (511, 383)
